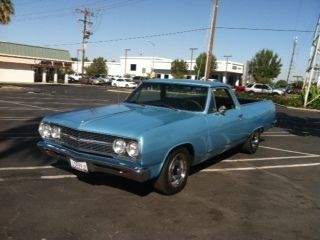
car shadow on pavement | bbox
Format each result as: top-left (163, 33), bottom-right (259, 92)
top-left (52, 161), bottom-right (155, 197)
top-left (79, 173), bottom-right (154, 196)
top-left (190, 147), bottom-right (241, 175)
top-left (276, 111), bottom-right (320, 137)
top-left (0, 117), bottom-right (54, 166)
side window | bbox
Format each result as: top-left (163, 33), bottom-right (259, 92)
top-left (212, 88), bottom-right (236, 112)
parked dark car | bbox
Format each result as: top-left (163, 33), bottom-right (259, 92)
top-left (286, 85), bottom-right (303, 94)
top-left (132, 76), bottom-right (149, 84)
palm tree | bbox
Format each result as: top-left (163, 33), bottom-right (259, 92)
top-left (0, 0), bottom-right (15, 25)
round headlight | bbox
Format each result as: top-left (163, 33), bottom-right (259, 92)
top-left (113, 139), bottom-right (126, 155)
top-left (126, 141), bottom-right (139, 158)
top-left (51, 126), bottom-right (61, 139)
top-left (39, 123), bottom-right (51, 138)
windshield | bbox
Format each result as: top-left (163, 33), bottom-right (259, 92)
top-left (125, 82), bottom-right (208, 112)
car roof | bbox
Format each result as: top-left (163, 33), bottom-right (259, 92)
top-left (144, 79), bottom-right (229, 88)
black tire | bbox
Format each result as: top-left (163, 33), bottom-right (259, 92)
top-left (241, 130), bottom-right (261, 154)
top-left (154, 148), bottom-right (191, 195)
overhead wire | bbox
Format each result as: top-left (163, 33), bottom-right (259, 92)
top-left (42, 26), bottom-right (314, 47)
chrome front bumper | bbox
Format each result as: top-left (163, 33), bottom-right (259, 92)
top-left (37, 141), bottom-right (150, 182)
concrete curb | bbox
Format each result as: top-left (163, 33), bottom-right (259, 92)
top-left (276, 103), bottom-right (320, 112)
top-left (107, 89), bottom-right (133, 94)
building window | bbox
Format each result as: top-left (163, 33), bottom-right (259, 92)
top-left (130, 64), bottom-right (137, 71)
top-left (186, 75), bottom-right (191, 79)
top-left (164, 74), bottom-right (169, 79)
top-left (156, 74), bottom-right (161, 78)
top-left (232, 65), bottom-right (237, 70)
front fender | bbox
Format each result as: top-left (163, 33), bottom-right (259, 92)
top-left (139, 115), bottom-right (208, 178)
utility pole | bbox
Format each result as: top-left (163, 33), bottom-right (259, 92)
top-left (124, 48), bottom-right (131, 76)
top-left (303, 15), bottom-right (320, 108)
top-left (223, 55), bottom-right (232, 84)
top-left (147, 40), bottom-right (155, 76)
top-left (77, 8), bottom-right (94, 77)
top-left (286, 36), bottom-right (298, 83)
top-left (204, 0), bottom-right (220, 80)
top-left (189, 48), bottom-right (198, 77)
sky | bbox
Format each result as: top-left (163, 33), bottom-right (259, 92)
top-left (1, 0), bottom-right (320, 80)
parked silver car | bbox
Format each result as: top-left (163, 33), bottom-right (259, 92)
top-left (245, 83), bottom-right (285, 95)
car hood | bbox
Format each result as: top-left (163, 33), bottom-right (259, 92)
top-left (44, 103), bottom-right (196, 139)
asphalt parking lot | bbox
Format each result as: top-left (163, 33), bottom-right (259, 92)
top-left (0, 84), bottom-right (319, 240)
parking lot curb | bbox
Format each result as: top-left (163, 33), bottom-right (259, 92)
top-left (275, 103), bottom-right (320, 112)
top-left (107, 89), bottom-right (133, 94)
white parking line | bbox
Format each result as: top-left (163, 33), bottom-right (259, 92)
top-left (0, 166), bottom-right (54, 171)
top-left (260, 146), bottom-right (316, 156)
top-left (0, 117), bottom-right (39, 120)
top-left (2, 96), bottom-right (109, 102)
top-left (0, 99), bottom-right (60, 112)
top-left (264, 131), bottom-right (290, 134)
top-left (0, 136), bottom-right (40, 139)
top-left (223, 155), bottom-right (320, 162)
top-left (263, 135), bottom-right (296, 137)
top-left (0, 107), bottom-right (63, 111)
top-left (41, 174), bottom-right (77, 180)
top-left (202, 162), bottom-right (320, 172)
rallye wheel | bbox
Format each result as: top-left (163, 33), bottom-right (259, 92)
top-left (154, 148), bottom-right (191, 195)
top-left (241, 130), bottom-right (260, 154)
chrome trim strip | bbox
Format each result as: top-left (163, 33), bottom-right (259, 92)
top-left (37, 141), bottom-right (149, 182)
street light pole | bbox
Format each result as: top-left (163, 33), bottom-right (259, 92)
top-left (190, 48), bottom-right (198, 78)
top-left (223, 55), bottom-right (232, 84)
top-left (124, 48), bottom-right (131, 76)
top-left (147, 40), bottom-right (155, 77)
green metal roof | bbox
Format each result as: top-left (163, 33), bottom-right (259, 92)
top-left (0, 41), bottom-right (71, 61)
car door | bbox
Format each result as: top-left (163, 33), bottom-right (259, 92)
top-left (254, 84), bottom-right (263, 93)
top-left (205, 88), bottom-right (245, 157)
top-left (261, 84), bottom-right (271, 93)
top-left (118, 79), bottom-right (124, 87)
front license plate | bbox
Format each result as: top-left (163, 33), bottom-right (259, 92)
top-left (70, 158), bottom-right (88, 173)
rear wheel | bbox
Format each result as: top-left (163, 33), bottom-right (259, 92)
top-left (241, 130), bottom-right (260, 154)
top-left (154, 148), bottom-right (191, 195)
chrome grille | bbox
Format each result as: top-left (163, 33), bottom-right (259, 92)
top-left (59, 126), bottom-right (117, 156)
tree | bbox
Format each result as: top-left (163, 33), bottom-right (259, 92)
top-left (85, 57), bottom-right (107, 75)
top-left (0, 0), bottom-right (14, 25)
top-left (171, 59), bottom-right (188, 79)
top-left (249, 49), bottom-right (282, 84)
top-left (194, 52), bottom-right (217, 79)
top-left (275, 80), bottom-right (288, 88)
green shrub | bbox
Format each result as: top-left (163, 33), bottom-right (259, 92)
top-left (235, 92), bottom-right (305, 108)
top-left (303, 85), bottom-right (320, 109)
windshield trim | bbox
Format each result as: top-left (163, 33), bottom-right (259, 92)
top-left (125, 82), bottom-right (209, 113)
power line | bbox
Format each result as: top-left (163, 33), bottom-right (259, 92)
top-left (42, 26), bottom-right (314, 47)
top-left (14, 0), bottom-right (148, 21)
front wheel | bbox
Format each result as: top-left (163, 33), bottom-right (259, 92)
top-left (241, 130), bottom-right (260, 154)
top-left (154, 148), bottom-right (191, 195)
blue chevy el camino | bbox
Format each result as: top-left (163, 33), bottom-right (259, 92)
top-left (38, 79), bottom-right (276, 195)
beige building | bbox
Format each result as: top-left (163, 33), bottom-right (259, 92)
top-left (0, 41), bottom-right (72, 84)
